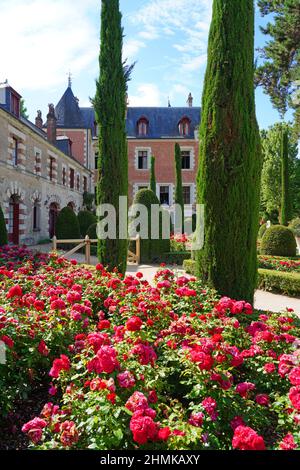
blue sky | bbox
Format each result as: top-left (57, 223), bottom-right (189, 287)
top-left (0, 0), bottom-right (291, 130)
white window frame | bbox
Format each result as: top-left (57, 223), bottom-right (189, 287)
top-left (180, 146), bottom-right (195, 171)
top-left (158, 183), bottom-right (173, 207)
top-left (135, 147), bottom-right (151, 171)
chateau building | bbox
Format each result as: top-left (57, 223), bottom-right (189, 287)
top-left (0, 81), bottom-right (94, 245)
top-left (0, 80), bottom-right (200, 245)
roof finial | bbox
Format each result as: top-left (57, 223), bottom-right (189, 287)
top-left (68, 71), bottom-right (72, 88)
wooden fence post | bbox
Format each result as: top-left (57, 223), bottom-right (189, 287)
top-left (52, 236), bottom-right (57, 251)
top-left (85, 235), bottom-right (91, 265)
top-left (136, 234), bottom-right (141, 265)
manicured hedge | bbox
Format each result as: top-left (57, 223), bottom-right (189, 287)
top-left (257, 269), bottom-right (300, 298)
top-left (163, 251), bottom-right (191, 266)
top-left (78, 210), bottom-right (97, 237)
top-left (260, 225), bottom-right (296, 257)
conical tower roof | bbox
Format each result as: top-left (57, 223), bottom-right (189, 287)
top-left (55, 85), bottom-right (85, 128)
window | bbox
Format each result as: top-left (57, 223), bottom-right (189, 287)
top-left (83, 176), bottom-right (87, 192)
top-left (137, 118), bottom-right (149, 136)
top-left (160, 186), bottom-right (170, 205)
top-left (12, 138), bottom-right (18, 166)
top-left (138, 151), bottom-right (148, 170)
top-left (33, 203), bottom-right (40, 231)
top-left (179, 118), bottom-right (190, 136)
top-left (11, 94), bottom-right (20, 117)
top-left (181, 150), bottom-right (191, 169)
top-left (183, 186), bottom-right (191, 205)
top-left (62, 167), bottom-right (67, 186)
top-left (49, 157), bottom-right (55, 181)
top-left (70, 169), bottom-right (75, 189)
top-left (76, 174), bottom-right (80, 191)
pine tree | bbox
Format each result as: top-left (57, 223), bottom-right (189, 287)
top-left (174, 143), bottom-right (184, 233)
top-left (196, 0), bottom-right (262, 303)
top-left (280, 125), bottom-right (291, 225)
top-left (150, 156), bottom-right (156, 194)
top-left (94, 0), bottom-right (128, 275)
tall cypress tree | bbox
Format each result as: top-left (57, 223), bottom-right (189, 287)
top-left (94, 0), bottom-right (128, 275)
top-left (174, 143), bottom-right (184, 232)
top-left (196, 0), bottom-right (261, 303)
top-left (280, 125), bottom-right (291, 226)
top-left (150, 156), bottom-right (156, 194)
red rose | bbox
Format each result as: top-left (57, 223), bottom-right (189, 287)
top-left (130, 410), bottom-right (159, 445)
top-left (158, 427), bottom-right (171, 441)
top-left (289, 367), bottom-right (300, 386)
top-left (289, 386), bottom-right (300, 411)
top-left (126, 316), bottom-right (143, 332)
top-left (98, 320), bottom-right (111, 330)
top-left (232, 425), bottom-right (266, 451)
top-left (38, 340), bottom-right (49, 357)
top-left (255, 394), bottom-right (270, 407)
top-left (60, 421), bottom-right (79, 447)
top-left (49, 354), bottom-right (70, 378)
top-left (7, 285), bottom-right (23, 299)
top-left (279, 433), bottom-right (297, 450)
top-left (1, 335), bottom-right (14, 349)
top-left (236, 382), bottom-right (256, 398)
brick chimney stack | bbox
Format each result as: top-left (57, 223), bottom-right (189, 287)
top-left (35, 110), bottom-right (43, 129)
top-left (187, 92), bottom-right (193, 108)
top-left (46, 104), bottom-right (57, 144)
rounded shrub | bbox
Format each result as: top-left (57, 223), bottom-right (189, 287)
top-left (260, 225), bottom-right (297, 257)
top-left (130, 189), bottom-right (170, 263)
top-left (78, 210), bottom-right (97, 237)
top-left (289, 218), bottom-right (300, 238)
top-left (56, 206), bottom-right (81, 249)
top-left (258, 223), bottom-right (267, 240)
top-left (0, 205), bottom-right (8, 246)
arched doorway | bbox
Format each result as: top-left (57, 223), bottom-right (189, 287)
top-left (49, 202), bottom-right (59, 238)
top-left (67, 201), bottom-right (75, 211)
top-left (8, 195), bottom-right (20, 245)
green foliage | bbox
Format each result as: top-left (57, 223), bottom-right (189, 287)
top-left (280, 126), bottom-right (291, 225)
top-left (150, 156), bottom-right (156, 194)
top-left (87, 223), bottom-right (97, 240)
top-left (289, 217), bottom-right (300, 238)
top-left (256, 0), bottom-right (300, 136)
top-left (257, 268), bottom-right (300, 297)
top-left (56, 206), bottom-right (81, 247)
top-left (78, 210), bottom-right (97, 237)
top-left (163, 251), bottom-right (191, 266)
top-left (260, 123), bottom-right (299, 220)
top-left (20, 99), bottom-right (29, 119)
top-left (196, 0), bottom-right (262, 303)
top-left (131, 189), bottom-right (170, 263)
top-left (174, 143), bottom-right (184, 232)
top-left (183, 259), bottom-right (197, 276)
top-left (258, 223), bottom-right (267, 240)
top-left (260, 225), bottom-right (296, 257)
top-left (94, 0), bottom-right (129, 275)
top-left (83, 192), bottom-right (95, 211)
top-left (0, 205), bottom-right (8, 246)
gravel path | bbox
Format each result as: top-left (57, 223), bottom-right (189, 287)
top-left (31, 244), bottom-right (300, 315)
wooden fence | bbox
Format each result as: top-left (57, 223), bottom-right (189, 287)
top-left (52, 235), bottom-right (141, 265)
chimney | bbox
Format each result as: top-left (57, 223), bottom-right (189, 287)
top-left (187, 92), bottom-right (193, 108)
top-left (35, 110), bottom-right (43, 129)
top-left (46, 104), bottom-right (57, 144)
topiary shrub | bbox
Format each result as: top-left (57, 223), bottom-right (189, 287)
top-left (260, 225), bottom-right (297, 257)
top-left (258, 223), bottom-right (267, 240)
top-left (56, 206), bottom-right (81, 249)
top-left (78, 210), bottom-right (97, 237)
top-left (130, 189), bottom-right (170, 263)
top-left (0, 205), bottom-right (8, 246)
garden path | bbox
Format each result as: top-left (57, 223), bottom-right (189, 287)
top-left (31, 244), bottom-right (300, 316)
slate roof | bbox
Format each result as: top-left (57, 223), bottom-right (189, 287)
top-left (55, 86), bottom-right (85, 128)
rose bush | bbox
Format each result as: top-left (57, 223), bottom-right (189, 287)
top-left (258, 256), bottom-right (300, 274)
top-left (1, 247), bottom-right (300, 450)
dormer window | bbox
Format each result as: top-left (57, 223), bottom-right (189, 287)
top-left (10, 93), bottom-right (20, 118)
top-left (137, 118), bottom-right (149, 137)
top-left (178, 117), bottom-right (190, 136)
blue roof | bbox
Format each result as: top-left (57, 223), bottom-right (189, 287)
top-left (79, 106), bottom-right (201, 139)
top-left (55, 86), bottom-right (85, 128)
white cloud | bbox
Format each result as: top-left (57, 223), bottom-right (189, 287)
top-left (129, 83), bottom-right (162, 106)
top-left (182, 55), bottom-right (207, 71)
top-left (0, 0), bottom-right (99, 91)
top-left (123, 39), bottom-right (146, 61)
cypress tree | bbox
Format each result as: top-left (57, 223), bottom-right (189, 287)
top-left (94, 0), bottom-right (128, 275)
top-left (280, 125), bottom-right (290, 226)
top-left (174, 143), bottom-right (184, 233)
top-left (196, 0), bottom-right (262, 303)
top-left (0, 205), bottom-right (8, 246)
top-left (150, 156), bottom-right (156, 194)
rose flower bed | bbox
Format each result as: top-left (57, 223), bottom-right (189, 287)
top-left (1, 249), bottom-right (300, 450)
top-left (258, 256), bottom-right (300, 274)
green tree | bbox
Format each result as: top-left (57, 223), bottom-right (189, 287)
top-left (20, 99), bottom-right (29, 119)
top-left (150, 156), bottom-right (156, 194)
top-left (260, 123), bottom-right (299, 219)
top-left (0, 205), bottom-right (8, 246)
top-left (94, 0), bottom-right (129, 275)
top-left (78, 210), bottom-right (97, 237)
top-left (174, 143), bottom-right (184, 233)
top-left (196, 0), bottom-right (261, 303)
top-left (280, 126), bottom-right (291, 225)
top-left (256, 0), bottom-right (300, 137)
top-left (56, 206), bottom-right (81, 249)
